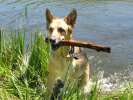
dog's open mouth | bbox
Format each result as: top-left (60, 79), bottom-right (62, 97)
top-left (45, 37), bottom-right (60, 51)
top-left (51, 43), bottom-right (60, 51)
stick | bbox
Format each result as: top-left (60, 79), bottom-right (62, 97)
top-left (45, 38), bottom-right (111, 53)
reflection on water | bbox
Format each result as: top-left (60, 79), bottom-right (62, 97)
top-left (0, 0), bottom-right (133, 75)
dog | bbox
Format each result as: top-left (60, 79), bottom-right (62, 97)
top-left (45, 8), bottom-right (91, 99)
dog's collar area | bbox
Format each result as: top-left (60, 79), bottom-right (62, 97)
top-left (69, 46), bottom-right (74, 55)
top-left (68, 46), bottom-right (79, 59)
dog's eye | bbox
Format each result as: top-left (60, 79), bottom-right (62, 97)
top-left (49, 27), bottom-right (53, 33)
top-left (58, 27), bottom-right (65, 35)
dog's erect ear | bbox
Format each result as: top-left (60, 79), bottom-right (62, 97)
top-left (46, 8), bottom-right (53, 29)
top-left (64, 9), bottom-right (77, 27)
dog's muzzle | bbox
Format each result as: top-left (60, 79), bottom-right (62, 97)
top-left (45, 37), bottom-right (60, 50)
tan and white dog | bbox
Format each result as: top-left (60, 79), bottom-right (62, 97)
top-left (45, 8), bottom-right (91, 99)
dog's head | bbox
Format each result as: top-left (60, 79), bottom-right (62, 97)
top-left (45, 8), bottom-right (77, 50)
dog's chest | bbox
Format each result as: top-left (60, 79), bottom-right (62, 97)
top-left (48, 54), bottom-right (84, 79)
top-left (48, 46), bottom-right (87, 80)
top-left (48, 52), bottom-right (70, 79)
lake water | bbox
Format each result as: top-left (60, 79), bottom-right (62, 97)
top-left (0, 0), bottom-right (133, 79)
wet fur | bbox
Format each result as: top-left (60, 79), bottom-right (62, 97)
top-left (45, 8), bottom-right (91, 99)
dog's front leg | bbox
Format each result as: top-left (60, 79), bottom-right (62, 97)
top-left (47, 74), bottom-right (64, 100)
top-left (47, 62), bottom-right (65, 100)
top-left (50, 79), bottom-right (64, 100)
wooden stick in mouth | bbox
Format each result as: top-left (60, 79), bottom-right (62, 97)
top-left (45, 37), bottom-right (111, 53)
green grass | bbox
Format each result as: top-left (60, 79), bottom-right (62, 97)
top-left (0, 30), bottom-right (133, 100)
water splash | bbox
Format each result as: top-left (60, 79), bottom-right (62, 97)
top-left (94, 65), bottom-right (133, 92)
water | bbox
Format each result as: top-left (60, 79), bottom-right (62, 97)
top-left (0, 0), bottom-right (133, 90)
